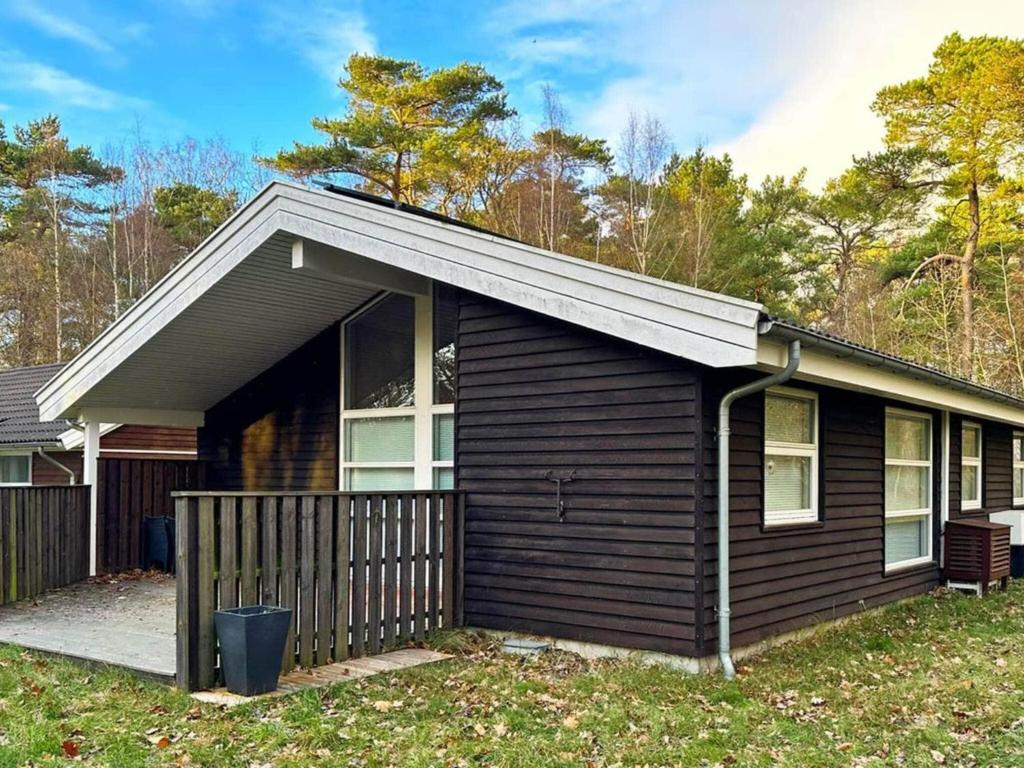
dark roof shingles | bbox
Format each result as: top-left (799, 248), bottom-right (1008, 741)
top-left (0, 363), bottom-right (69, 446)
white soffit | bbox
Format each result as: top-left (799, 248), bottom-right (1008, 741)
top-left (37, 182), bottom-right (764, 421)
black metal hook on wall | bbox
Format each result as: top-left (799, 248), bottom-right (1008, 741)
top-left (544, 469), bottom-right (576, 522)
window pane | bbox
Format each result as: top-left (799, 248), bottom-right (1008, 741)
top-left (433, 284), bottom-right (458, 405)
top-left (765, 393), bottom-right (813, 444)
top-left (885, 516), bottom-right (928, 566)
top-left (886, 464), bottom-right (929, 512)
top-left (345, 295), bottom-right (415, 409)
top-left (765, 454), bottom-right (811, 512)
top-left (1014, 436), bottom-right (1023, 463)
top-left (886, 414), bottom-right (929, 461)
top-left (433, 413), bottom-right (454, 462)
top-left (433, 467), bottom-right (454, 490)
top-left (347, 467), bottom-right (415, 492)
top-left (962, 424), bottom-right (980, 459)
top-left (0, 455), bottom-right (29, 484)
top-left (961, 465), bottom-right (979, 503)
top-left (345, 417), bottom-right (414, 462)
top-left (1015, 467), bottom-right (1024, 500)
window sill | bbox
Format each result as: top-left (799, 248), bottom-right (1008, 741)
top-left (762, 519), bottom-right (824, 533)
top-left (884, 559), bottom-right (937, 577)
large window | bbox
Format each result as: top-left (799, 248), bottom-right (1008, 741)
top-left (885, 409), bottom-right (933, 570)
top-left (961, 421), bottom-right (982, 510)
top-left (0, 454), bottom-right (30, 486)
top-left (1014, 432), bottom-right (1024, 507)
top-left (341, 288), bottom-right (455, 491)
top-left (764, 387), bottom-right (818, 527)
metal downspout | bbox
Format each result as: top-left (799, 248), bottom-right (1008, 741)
top-left (717, 339), bottom-right (801, 679)
top-left (35, 448), bottom-right (76, 485)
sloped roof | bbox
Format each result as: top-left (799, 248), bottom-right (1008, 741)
top-left (35, 181), bottom-right (764, 423)
top-left (0, 363), bottom-right (68, 447)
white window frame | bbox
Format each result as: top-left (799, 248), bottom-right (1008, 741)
top-left (339, 288), bottom-right (454, 491)
top-left (763, 386), bottom-right (819, 527)
top-left (961, 420), bottom-right (983, 511)
top-left (1013, 431), bottom-right (1024, 507)
top-left (0, 451), bottom-right (33, 487)
top-left (884, 407), bottom-right (934, 572)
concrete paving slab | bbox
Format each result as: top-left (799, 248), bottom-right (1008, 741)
top-left (0, 574), bottom-right (175, 681)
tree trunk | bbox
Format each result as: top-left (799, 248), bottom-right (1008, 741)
top-left (392, 152), bottom-right (403, 203)
top-left (961, 182), bottom-right (980, 376)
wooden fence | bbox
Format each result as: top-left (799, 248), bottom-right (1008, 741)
top-left (174, 491), bottom-right (464, 692)
top-left (0, 486), bottom-right (90, 606)
top-left (98, 458), bottom-right (203, 573)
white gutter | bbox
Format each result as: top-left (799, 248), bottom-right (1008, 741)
top-left (717, 339), bottom-right (801, 679)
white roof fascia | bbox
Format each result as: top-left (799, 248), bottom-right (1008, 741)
top-left (37, 182), bottom-right (764, 421)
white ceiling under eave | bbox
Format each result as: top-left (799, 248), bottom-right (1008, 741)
top-left (56, 232), bottom-right (378, 418)
top-left (35, 182), bottom-right (765, 424)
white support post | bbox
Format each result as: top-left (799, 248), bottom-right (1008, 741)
top-left (82, 420), bottom-right (100, 576)
top-left (413, 289), bottom-right (434, 490)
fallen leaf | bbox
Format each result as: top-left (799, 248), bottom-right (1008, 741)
top-left (61, 740), bottom-right (80, 758)
top-left (931, 749), bottom-right (946, 764)
top-left (562, 715), bottom-right (579, 729)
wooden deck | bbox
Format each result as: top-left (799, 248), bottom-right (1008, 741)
top-left (192, 648), bottom-right (451, 707)
top-left (0, 573), bottom-right (176, 681)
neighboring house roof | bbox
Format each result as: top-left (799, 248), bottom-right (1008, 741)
top-left (31, 181), bottom-right (1024, 428)
top-left (0, 363), bottom-right (69, 447)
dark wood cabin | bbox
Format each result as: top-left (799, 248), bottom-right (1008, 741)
top-left (39, 182), bottom-right (1024, 666)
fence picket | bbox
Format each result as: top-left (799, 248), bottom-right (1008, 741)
top-left (316, 496), bottom-right (334, 666)
top-left (299, 497), bottom-right (316, 669)
top-left (351, 495), bottom-right (367, 658)
top-left (334, 497), bottom-right (351, 662)
top-left (384, 495), bottom-right (398, 648)
top-left (279, 497), bottom-right (298, 673)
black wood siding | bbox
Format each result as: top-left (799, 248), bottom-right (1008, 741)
top-left (701, 376), bottom-right (941, 651)
top-left (198, 324), bottom-right (340, 491)
top-left (456, 293), bottom-right (701, 655)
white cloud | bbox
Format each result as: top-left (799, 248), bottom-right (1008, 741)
top-left (9, 0), bottom-right (114, 55)
top-left (711, 0), bottom-right (1024, 188)
top-left (261, 2), bottom-right (375, 84)
top-left (0, 49), bottom-right (147, 111)
top-left (488, 0), bottom-right (1024, 190)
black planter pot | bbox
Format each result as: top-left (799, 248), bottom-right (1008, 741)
top-left (214, 606), bottom-right (292, 696)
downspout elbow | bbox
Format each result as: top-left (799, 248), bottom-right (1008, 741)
top-left (717, 339), bottom-right (800, 680)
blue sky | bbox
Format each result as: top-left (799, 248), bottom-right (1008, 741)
top-left (2, 0), bottom-right (1024, 188)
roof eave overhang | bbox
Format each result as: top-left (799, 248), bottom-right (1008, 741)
top-left (759, 319), bottom-right (1024, 427)
top-left (35, 181), bottom-right (764, 422)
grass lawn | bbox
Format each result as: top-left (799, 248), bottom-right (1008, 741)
top-left (2, 585), bottom-right (1024, 767)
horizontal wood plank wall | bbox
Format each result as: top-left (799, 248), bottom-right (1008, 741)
top-left (100, 425), bottom-right (198, 459)
top-left (701, 377), bottom-right (941, 651)
top-left (0, 486), bottom-right (90, 606)
top-left (949, 415), bottom-right (1014, 520)
top-left (174, 491), bottom-right (461, 692)
top-left (98, 458), bottom-right (204, 573)
top-left (456, 293), bottom-right (700, 656)
top-left (32, 451), bottom-right (82, 486)
top-left (198, 324), bottom-right (340, 492)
